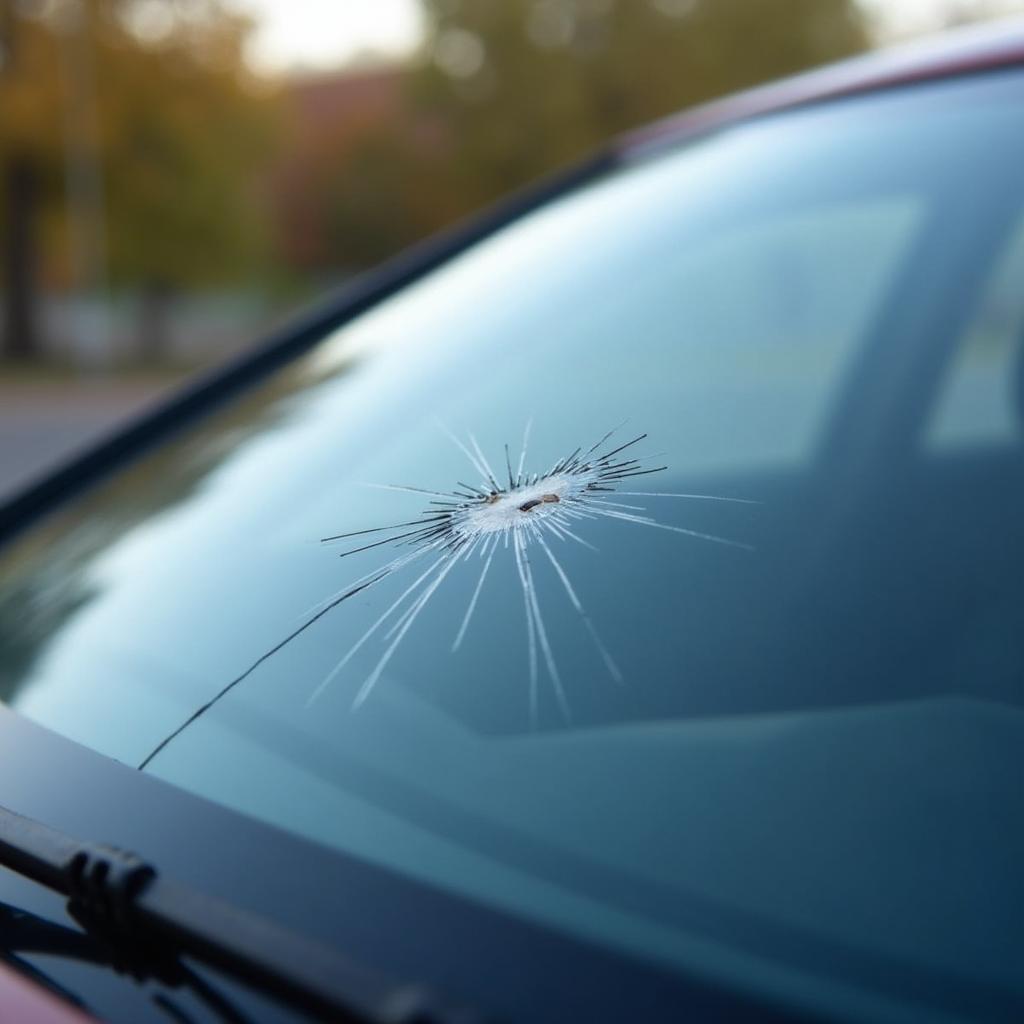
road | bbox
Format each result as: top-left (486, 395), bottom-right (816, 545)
top-left (0, 380), bottom-right (173, 503)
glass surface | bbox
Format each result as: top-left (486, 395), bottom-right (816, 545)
top-left (2, 72), bottom-right (1024, 1021)
top-left (926, 213), bottom-right (1024, 450)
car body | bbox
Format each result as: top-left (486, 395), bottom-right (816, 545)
top-left (2, 18), bottom-right (1024, 1023)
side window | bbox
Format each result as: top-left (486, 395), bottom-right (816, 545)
top-left (924, 214), bottom-right (1024, 451)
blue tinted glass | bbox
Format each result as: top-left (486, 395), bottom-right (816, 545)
top-left (2, 71), bottom-right (1023, 1021)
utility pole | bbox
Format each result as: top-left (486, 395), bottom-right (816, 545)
top-left (60, 0), bottom-right (109, 371)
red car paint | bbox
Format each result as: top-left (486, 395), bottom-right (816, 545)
top-left (0, 961), bottom-right (95, 1024)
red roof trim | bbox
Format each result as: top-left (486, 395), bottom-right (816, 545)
top-left (621, 16), bottom-right (1024, 154)
top-left (0, 961), bottom-right (96, 1024)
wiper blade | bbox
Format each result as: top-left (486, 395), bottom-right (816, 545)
top-left (0, 803), bottom-right (482, 1024)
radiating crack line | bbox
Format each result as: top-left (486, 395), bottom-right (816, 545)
top-left (138, 423), bottom-right (757, 768)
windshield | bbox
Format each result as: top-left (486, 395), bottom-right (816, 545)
top-left (2, 70), bottom-right (1023, 1021)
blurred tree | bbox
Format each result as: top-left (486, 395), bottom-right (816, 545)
top-left (0, 1), bottom-right (61, 359)
top-left (410, 0), bottom-right (872, 209)
top-left (298, 0), bottom-right (870, 275)
top-left (270, 68), bottom-right (461, 278)
top-left (0, 0), bottom-right (278, 361)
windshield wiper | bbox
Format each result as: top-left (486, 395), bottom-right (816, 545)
top-left (0, 803), bottom-right (483, 1024)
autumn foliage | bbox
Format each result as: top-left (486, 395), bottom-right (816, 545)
top-left (0, 0), bottom-right (875, 361)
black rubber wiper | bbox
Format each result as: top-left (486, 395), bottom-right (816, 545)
top-left (0, 803), bottom-right (483, 1024)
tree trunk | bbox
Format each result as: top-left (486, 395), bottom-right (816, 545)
top-left (3, 155), bottom-right (40, 361)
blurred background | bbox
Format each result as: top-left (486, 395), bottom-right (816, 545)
top-left (1, 0), bottom-right (1022, 496)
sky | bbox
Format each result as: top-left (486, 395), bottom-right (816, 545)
top-left (861, 0), bottom-right (1020, 36)
top-left (230, 0), bottom-right (1021, 73)
top-left (232, 0), bottom-right (424, 73)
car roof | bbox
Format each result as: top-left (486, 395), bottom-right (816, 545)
top-left (621, 15), bottom-right (1024, 154)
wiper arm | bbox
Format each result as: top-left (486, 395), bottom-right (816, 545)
top-left (0, 803), bottom-right (482, 1024)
